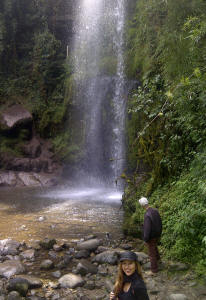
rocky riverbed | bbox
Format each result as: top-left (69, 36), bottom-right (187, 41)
top-left (0, 236), bottom-right (205, 300)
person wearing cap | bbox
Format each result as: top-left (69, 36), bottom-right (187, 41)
top-left (110, 251), bottom-right (149, 300)
top-left (139, 197), bottom-right (162, 275)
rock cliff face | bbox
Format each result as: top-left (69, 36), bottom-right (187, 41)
top-left (0, 105), bottom-right (32, 130)
top-left (0, 105), bottom-right (62, 187)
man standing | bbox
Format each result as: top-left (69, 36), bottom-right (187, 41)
top-left (139, 197), bottom-right (162, 275)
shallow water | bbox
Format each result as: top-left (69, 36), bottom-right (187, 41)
top-left (0, 185), bottom-right (124, 243)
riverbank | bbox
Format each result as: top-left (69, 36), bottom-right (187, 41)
top-left (0, 235), bottom-right (205, 300)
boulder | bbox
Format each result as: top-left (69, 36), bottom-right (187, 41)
top-left (0, 260), bottom-right (25, 278)
top-left (135, 251), bottom-right (149, 263)
top-left (40, 259), bottom-right (54, 270)
top-left (168, 262), bottom-right (189, 272)
top-left (7, 277), bottom-right (29, 296)
top-left (76, 239), bottom-right (101, 252)
top-left (76, 260), bottom-right (98, 275)
top-left (92, 250), bottom-right (118, 265)
top-left (168, 294), bottom-right (188, 300)
top-left (0, 172), bottom-right (17, 187)
top-left (20, 249), bottom-right (36, 260)
top-left (58, 273), bottom-right (85, 289)
top-left (15, 275), bottom-right (42, 288)
top-left (0, 171), bottom-right (60, 188)
top-left (0, 105), bottom-right (32, 130)
top-left (18, 172), bottom-right (41, 186)
top-left (74, 249), bottom-right (90, 259)
top-left (7, 291), bottom-right (22, 300)
top-left (0, 239), bottom-right (20, 256)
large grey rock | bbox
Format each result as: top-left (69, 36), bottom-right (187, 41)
top-left (76, 239), bottom-right (101, 251)
top-left (15, 275), bottom-right (42, 288)
top-left (56, 254), bottom-right (72, 269)
top-left (0, 171), bottom-right (59, 188)
top-left (7, 291), bottom-right (22, 300)
top-left (142, 261), bottom-right (151, 270)
top-left (18, 172), bottom-right (41, 187)
top-left (135, 252), bottom-right (149, 263)
top-left (0, 171), bottom-right (17, 187)
top-left (76, 260), bottom-right (98, 275)
top-left (74, 249), bottom-right (90, 259)
top-left (40, 259), bottom-right (54, 270)
top-left (20, 249), bottom-right (35, 260)
top-left (58, 273), bottom-right (85, 288)
top-left (33, 173), bottom-right (59, 186)
top-left (92, 251), bottom-right (118, 265)
top-left (168, 294), bottom-right (188, 300)
top-left (0, 239), bottom-right (20, 256)
top-left (8, 277), bottom-right (29, 296)
top-left (0, 105), bottom-right (32, 129)
top-left (168, 263), bottom-right (189, 272)
top-left (0, 260), bottom-right (25, 278)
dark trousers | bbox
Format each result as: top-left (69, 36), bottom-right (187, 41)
top-left (146, 238), bottom-right (160, 273)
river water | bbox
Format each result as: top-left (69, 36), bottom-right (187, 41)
top-left (0, 186), bottom-right (123, 243)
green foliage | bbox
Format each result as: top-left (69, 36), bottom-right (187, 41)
top-left (125, 0), bottom-right (206, 275)
top-left (0, 0), bottom-right (69, 142)
top-left (126, 0), bottom-right (206, 81)
top-left (123, 156), bottom-right (206, 274)
top-left (31, 29), bottom-right (65, 97)
top-left (52, 132), bottom-right (82, 164)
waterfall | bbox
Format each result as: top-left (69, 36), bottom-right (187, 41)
top-left (72, 0), bottom-right (126, 188)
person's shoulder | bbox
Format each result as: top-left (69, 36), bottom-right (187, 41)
top-left (132, 277), bottom-right (146, 290)
top-left (150, 207), bottom-right (160, 214)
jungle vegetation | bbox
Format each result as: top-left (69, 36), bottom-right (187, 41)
top-left (124, 0), bottom-right (206, 276)
top-left (0, 0), bottom-right (205, 276)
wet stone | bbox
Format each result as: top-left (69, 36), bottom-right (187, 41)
top-left (59, 273), bottom-right (85, 289)
top-left (39, 238), bottom-right (56, 250)
top-left (75, 249), bottom-right (90, 259)
top-left (40, 259), bottom-right (54, 270)
top-left (0, 239), bottom-right (20, 256)
top-left (135, 251), bottom-right (149, 263)
top-left (142, 261), bottom-right (151, 270)
top-left (168, 294), bottom-right (188, 300)
top-left (76, 239), bottom-right (101, 252)
top-left (20, 249), bottom-right (35, 260)
top-left (0, 260), bottom-right (25, 278)
top-left (15, 275), bottom-right (42, 289)
top-left (7, 291), bottom-right (22, 300)
top-left (120, 244), bottom-right (132, 250)
top-left (48, 250), bottom-right (58, 259)
top-left (52, 271), bottom-right (61, 278)
top-left (56, 254), bottom-right (72, 269)
top-left (84, 280), bottom-right (95, 290)
top-left (169, 263), bottom-right (189, 272)
top-left (76, 260), bottom-right (98, 276)
top-left (53, 244), bottom-right (62, 252)
top-left (7, 277), bottom-right (29, 296)
top-left (96, 246), bottom-right (108, 254)
top-left (92, 250), bottom-right (118, 265)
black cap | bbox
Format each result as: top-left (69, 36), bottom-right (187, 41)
top-left (119, 251), bottom-right (138, 262)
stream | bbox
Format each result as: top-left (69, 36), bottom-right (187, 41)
top-left (0, 185), bottom-right (124, 243)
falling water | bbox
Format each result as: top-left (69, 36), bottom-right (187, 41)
top-left (72, 0), bottom-right (126, 188)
